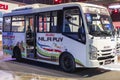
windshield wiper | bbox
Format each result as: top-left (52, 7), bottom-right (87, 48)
top-left (100, 31), bottom-right (111, 36)
top-left (90, 31), bottom-right (101, 36)
top-left (90, 31), bottom-right (112, 36)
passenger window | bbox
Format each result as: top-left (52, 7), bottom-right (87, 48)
top-left (38, 11), bottom-right (58, 33)
top-left (39, 12), bottom-right (50, 32)
top-left (51, 11), bottom-right (57, 32)
top-left (63, 7), bottom-right (86, 44)
top-left (12, 16), bottom-right (25, 32)
top-left (63, 8), bottom-right (80, 33)
top-left (12, 21), bottom-right (25, 32)
top-left (3, 17), bottom-right (11, 32)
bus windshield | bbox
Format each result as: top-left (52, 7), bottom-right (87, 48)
top-left (85, 13), bottom-right (114, 36)
top-left (83, 6), bottom-right (114, 37)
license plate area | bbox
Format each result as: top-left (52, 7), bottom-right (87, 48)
top-left (105, 59), bottom-right (111, 65)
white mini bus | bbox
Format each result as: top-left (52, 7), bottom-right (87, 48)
top-left (2, 2), bottom-right (117, 72)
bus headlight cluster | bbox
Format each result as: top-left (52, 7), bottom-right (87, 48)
top-left (116, 43), bottom-right (120, 49)
top-left (89, 45), bottom-right (98, 60)
top-left (116, 43), bottom-right (120, 54)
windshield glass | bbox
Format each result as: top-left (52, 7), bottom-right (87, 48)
top-left (85, 14), bottom-right (114, 36)
top-left (83, 6), bottom-right (114, 37)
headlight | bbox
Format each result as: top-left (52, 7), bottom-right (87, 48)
top-left (116, 43), bottom-right (120, 49)
top-left (116, 43), bottom-right (120, 54)
top-left (89, 45), bottom-right (98, 60)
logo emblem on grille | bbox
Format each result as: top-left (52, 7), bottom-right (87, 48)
top-left (104, 46), bottom-right (110, 48)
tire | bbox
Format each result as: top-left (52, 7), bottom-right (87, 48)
top-left (59, 53), bottom-right (76, 72)
top-left (13, 47), bottom-right (21, 61)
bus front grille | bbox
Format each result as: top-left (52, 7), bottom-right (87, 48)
top-left (102, 53), bottom-right (111, 56)
top-left (101, 49), bottom-right (112, 52)
top-left (97, 56), bottom-right (114, 60)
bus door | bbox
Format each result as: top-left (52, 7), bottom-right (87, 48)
top-left (25, 16), bottom-right (35, 58)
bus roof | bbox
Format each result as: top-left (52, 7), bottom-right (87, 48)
top-left (12, 3), bottom-right (49, 11)
top-left (4, 2), bottom-right (107, 16)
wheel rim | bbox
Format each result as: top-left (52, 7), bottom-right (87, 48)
top-left (63, 56), bottom-right (73, 69)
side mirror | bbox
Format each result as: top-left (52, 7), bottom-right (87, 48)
top-left (78, 27), bottom-right (86, 42)
top-left (116, 29), bottom-right (120, 37)
top-left (112, 29), bottom-right (116, 37)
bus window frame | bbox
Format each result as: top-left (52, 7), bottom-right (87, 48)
top-left (37, 10), bottom-right (61, 33)
top-left (62, 6), bottom-right (81, 33)
top-left (62, 6), bottom-right (86, 44)
top-left (3, 16), bottom-right (12, 32)
top-left (11, 15), bottom-right (25, 33)
top-left (38, 11), bottom-right (51, 33)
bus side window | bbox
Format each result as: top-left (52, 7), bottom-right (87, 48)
top-left (38, 12), bottom-right (50, 32)
top-left (63, 7), bottom-right (86, 43)
top-left (63, 8), bottom-right (80, 33)
top-left (3, 17), bottom-right (11, 32)
top-left (50, 11), bottom-right (57, 33)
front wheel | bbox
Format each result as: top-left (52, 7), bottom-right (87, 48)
top-left (59, 53), bottom-right (76, 72)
